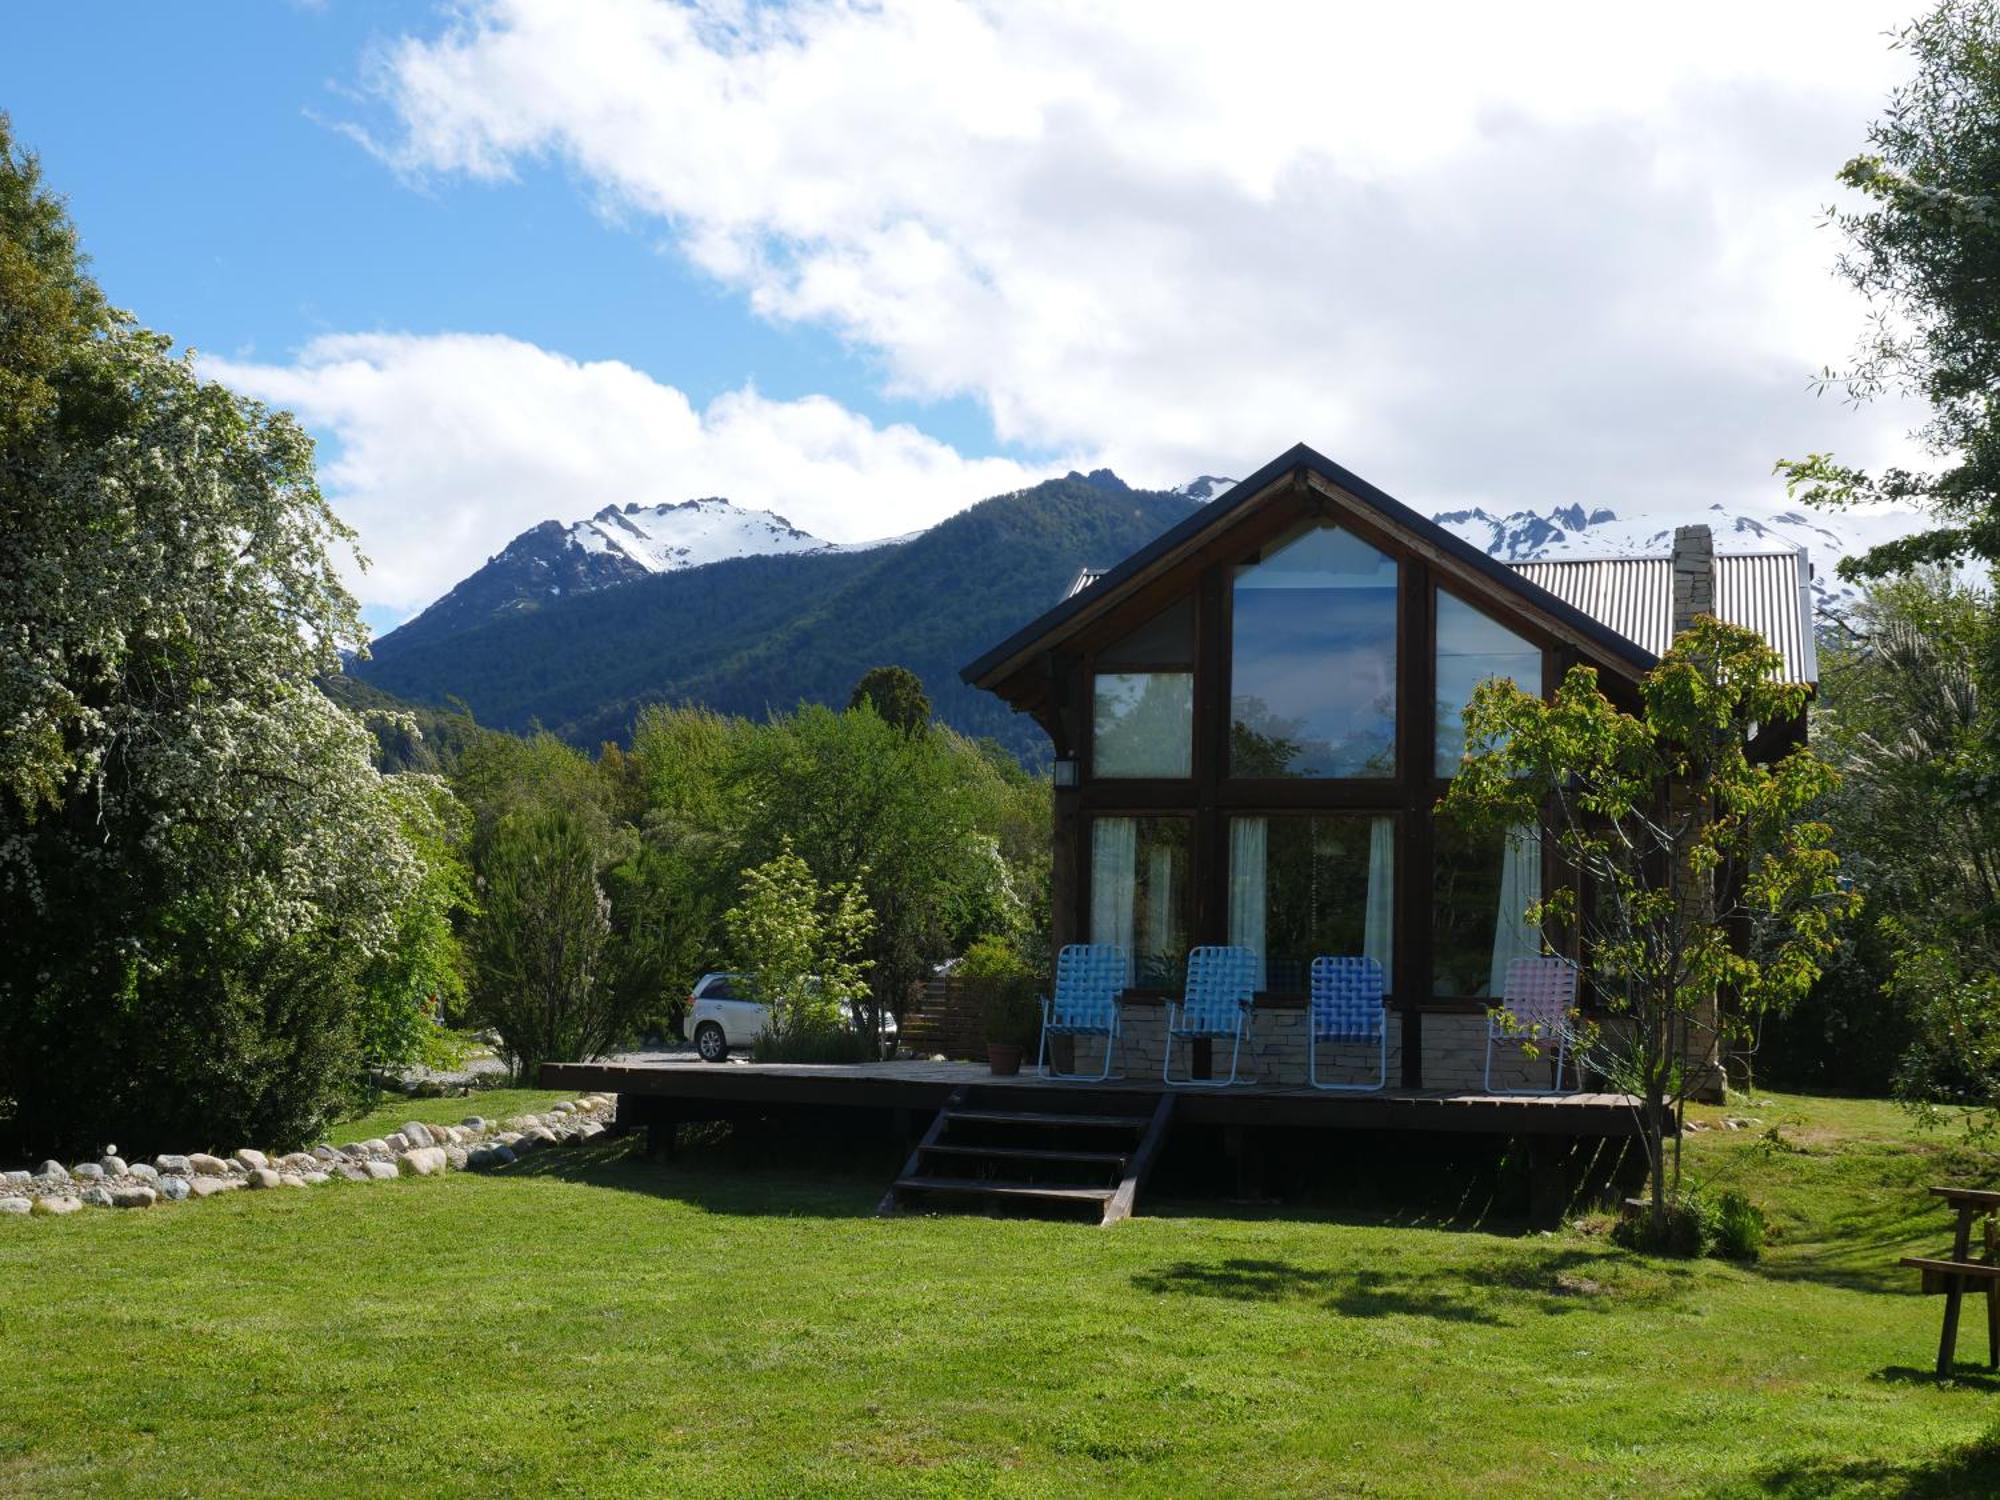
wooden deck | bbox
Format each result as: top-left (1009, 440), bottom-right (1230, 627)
top-left (540, 1057), bottom-right (1652, 1138)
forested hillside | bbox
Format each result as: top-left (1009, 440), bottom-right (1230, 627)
top-left (354, 470), bottom-right (1196, 761)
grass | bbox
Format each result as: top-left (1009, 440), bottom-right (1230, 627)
top-left (331, 1086), bottom-right (577, 1145)
top-left (3, 1091), bottom-right (1999, 1497)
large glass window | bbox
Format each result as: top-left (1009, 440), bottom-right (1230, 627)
top-left (1228, 815), bottom-right (1393, 992)
top-left (1093, 673), bottom-right (1193, 777)
top-left (1435, 592), bottom-right (1542, 777)
top-left (1089, 816), bottom-right (1192, 989)
top-left (1230, 522), bottom-right (1398, 777)
top-left (1432, 819), bottom-right (1542, 998)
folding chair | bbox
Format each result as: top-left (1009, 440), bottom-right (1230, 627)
top-left (1483, 956), bottom-right (1579, 1094)
top-left (1164, 945), bottom-right (1258, 1088)
top-left (1035, 944), bottom-right (1129, 1081)
top-left (1307, 955), bottom-right (1388, 1092)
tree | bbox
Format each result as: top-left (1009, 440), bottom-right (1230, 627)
top-left (1799, 569), bottom-right (2000, 1112)
top-left (723, 841), bottom-right (874, 1041)
top-left (728, 703), bottom-right (1031, 1039)
top-left (0, 121), bottom-right (455, 1154)
top-left (1440, 619), bottom-right (1860, 1238)
top-left (1776, 1), bottom-right (2000, 577)
top-left (849, 665), bottom-right (931, 734)
top-left (468, 805), bottom-right (624, 1079)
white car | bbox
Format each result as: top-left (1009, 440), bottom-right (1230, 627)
top-left (687, 972), bottom-right (899, 1062)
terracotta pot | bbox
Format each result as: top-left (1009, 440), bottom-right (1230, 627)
top-left (987, 1042), bottom-right (1024, 1076)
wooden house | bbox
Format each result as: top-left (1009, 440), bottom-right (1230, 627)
top-left (960, 444), bottom-right (1817, 1091)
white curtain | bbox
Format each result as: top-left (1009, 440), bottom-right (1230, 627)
top-left (1090, 818), bottom-right (1137, 956)
top-left (1146, 845), bottom-right (1173, 976)
top-left (1228, 817), bottom-right (1268, 987)
top-left (1365, 816), bottom-right (1395, 986)
top-left (1487, 822), bottom-right (1543, 997)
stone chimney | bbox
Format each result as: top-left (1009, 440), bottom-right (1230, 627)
top-left (1671, 523), bottom-right (1715, 637)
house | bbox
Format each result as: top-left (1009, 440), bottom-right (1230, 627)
top-left (960, 444), bottom-right (1816, 1091)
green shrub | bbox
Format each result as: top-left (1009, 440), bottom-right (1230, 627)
top-left (750, 1024), bottom-right (874, 1064)
top-left (1612, 1186), bottom-right (1767, 1261)
top-left (1712, 1190), bottom-right (1767, 1262)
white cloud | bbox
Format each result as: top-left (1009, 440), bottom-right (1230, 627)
top-left (358, 0), bottom-right (1935, 506)
top-left (208, 332), bottom-right (1056, 616)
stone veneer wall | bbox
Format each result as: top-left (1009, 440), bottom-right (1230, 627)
top-left (1059, 1006), bottom-right (1563, 1092)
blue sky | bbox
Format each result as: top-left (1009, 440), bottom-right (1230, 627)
top-left (3, 4), bottom-right (988, 442)
top-left (5, 2), bottom-right (1931, 631)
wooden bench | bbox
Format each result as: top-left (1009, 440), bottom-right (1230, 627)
top-left (1900, 1186), bottom-right (2000, 1376)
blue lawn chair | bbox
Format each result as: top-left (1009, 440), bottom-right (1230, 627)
top-left (1484, 956), bottom-right (1579, 1094)
top-left (1164, 945), bottom-right (1259, 1087)
top-left (1036, 944), bottom-right (1129, 1081)
top-left (1307, 955), bottom-right (1388, 1092)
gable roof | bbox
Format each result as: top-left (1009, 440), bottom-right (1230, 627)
top-left (961, 444), bottom-right (1660, 690)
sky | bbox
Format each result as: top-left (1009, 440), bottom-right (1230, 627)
top-left (4, 1), bottom-right (1936, 632)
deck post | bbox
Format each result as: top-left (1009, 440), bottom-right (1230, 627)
top-left (1527, 1135), bottom-right (1567, 1229)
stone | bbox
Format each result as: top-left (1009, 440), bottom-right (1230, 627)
top-left (400, 1121), bottom-right (436, 1149)
top-left (398, 1147), bottom-right (447, 1177)
top-left (575, 1121), bottom-right (606, 1142)
top-left (550, 1100), bottom-right (576, 1116)
top-left (224, 1159), bottom-right (248, 1177)
top-left (386, 1132), bottom-right (411, 1153)
top-left (362, 1160), bottom-right (399, 1181)
top-left (468, 1144), bottom-right (516, 1169)
top-left (187, 1153), bottom-right (229, 1177)
top-left (300, 1171), bottom-right (330, 1186)
top-left (278, 1173), bottom-right (308, 1189)
top-left (127, 1163), bottom-right (161, 1186)
top-left (233, 1148), bottom-right (270, 1173)
top-left (79, 1185), bottom-right (113, 1207)
top-left (33, 1195), bottom-right (81, 1216)
top-left (189, 1177), bottom-right (240, 1199)
top-left (444, 1146), bottom-right (469, 1171)
top-left (243, 1168), bottom-right (281, 1190)
top-left (312, 1145), bottom-right (339, 1163)
top-left (362, 1139), bottom-right (391, 1157)
top-left (71, 1162), bottom-right (105, 1181)
top-left (460, 1116), bottom-right (488, 1132)
top-left (0, 1197), bottom-right (29, 1215)
top-left (496, 1132), bottom-right (523, 1148)
top-left (155, 1155), bottom-right (192, 1177)
top-left (517, 1126), bottom-right (558, 1152)
top-left (99, 1155), bottom-right (128, 1176)
top-left (278, 1152), bottom-right (317, 1173)
top-left (158, 1177), bottom-right (191, 1203)
top-left (336, 1143), bottom-right (367, 1159)
top-left (508, 1115), bottom-right (541, 1131)
top-left (109, 1186), bottom-right (156, 1209)
top-left (440, 1125), bottom-right (464, 1146)
top-left (37, 1160), bottom-right (68, 1181)
top-left (2, 1170), bottom-right (28, 1186)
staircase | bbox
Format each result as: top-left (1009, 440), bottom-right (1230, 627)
top-left (880, 1087), bottom-right (1175, 1225)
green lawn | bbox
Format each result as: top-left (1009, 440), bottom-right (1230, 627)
top-left (4, 1091), bottom-right (1999, 1497)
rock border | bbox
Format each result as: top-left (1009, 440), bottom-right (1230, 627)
top-left (0, 1095), bottom-right (618, 1218)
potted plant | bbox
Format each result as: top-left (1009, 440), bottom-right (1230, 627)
top-left (961, 937), bottom-right (1042, 1076)
top-left (981, 981), bottom-right (1040, 1076)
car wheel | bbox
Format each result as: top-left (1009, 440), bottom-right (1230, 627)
top-left (695, 1022), bottom-right (729, 1063)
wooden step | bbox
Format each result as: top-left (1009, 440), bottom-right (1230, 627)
top-left (945, 1108), bottom-right (1151, 1131)
top-left (894, 1175), bottom-right (1115, 1205)
top-left (920, 1143), bottom-right (1129, 1167)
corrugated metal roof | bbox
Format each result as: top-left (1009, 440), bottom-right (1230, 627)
top-left (1510, 550), bottom-right (1816, 683)
top-left (1059, 548), bottom-right (1817, 683)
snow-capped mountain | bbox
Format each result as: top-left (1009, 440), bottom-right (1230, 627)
top-left (378, 496), bottom-right (904, 651)
top-left (1174, 475), bottom-right (1239, 504)
top-left (567, 497), bottom-right (839, 574)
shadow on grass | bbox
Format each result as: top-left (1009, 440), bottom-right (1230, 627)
top-left (488, 1128), bottom-right (894, 1220)
top-left (1129, 1248), bottom-right (1694, 1325)
top-left (1744, 1423), bottom-right (2000, 1499)
top-left (1875, 1364), bottom-right (2000, 1392)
